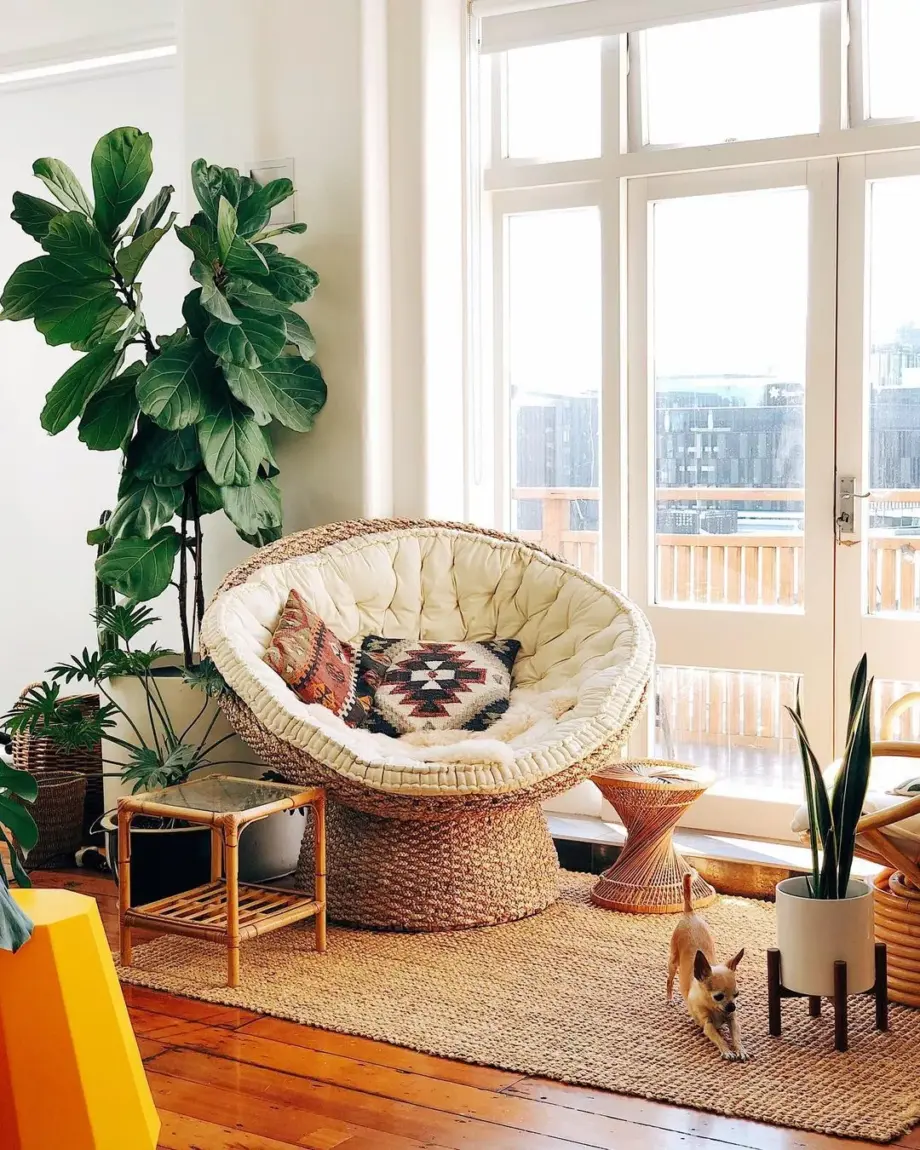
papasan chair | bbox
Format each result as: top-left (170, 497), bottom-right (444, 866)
top-left (201, 519), bottom-right (654, 931)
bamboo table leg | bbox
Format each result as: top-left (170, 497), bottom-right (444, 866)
top-left (224, 817), bottom-right (240, 988)
top-left (314, 794), bottom-right (327, 953)
top-left (117, 804), bottom-right (134, 968)
top-left (210, 825), bottom-right (223, 881)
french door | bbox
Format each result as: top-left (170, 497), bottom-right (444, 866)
top-left (836, 151), bottom-right (920, 765)
top-left (625, 161), bottom-right (838, 839)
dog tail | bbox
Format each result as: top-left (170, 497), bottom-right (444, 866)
top-left (682, 871), bottom-right (693, 914)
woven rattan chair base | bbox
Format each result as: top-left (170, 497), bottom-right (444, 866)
top-left (291, 798), bottom-right (561, 931)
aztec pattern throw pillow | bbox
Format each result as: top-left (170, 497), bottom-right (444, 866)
top-left (263, 589), bottom-right (389, 728)
top-left (359, 636), bottom-right (521, 735)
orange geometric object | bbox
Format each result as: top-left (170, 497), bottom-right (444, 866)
top-left (0, 888), bottom-right (159, 1150)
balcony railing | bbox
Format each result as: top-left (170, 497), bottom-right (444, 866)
top-left (512, 485), bottom-right (920, 753)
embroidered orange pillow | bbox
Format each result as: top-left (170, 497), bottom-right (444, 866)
top-left (262, 589), bottom-right (386, 728)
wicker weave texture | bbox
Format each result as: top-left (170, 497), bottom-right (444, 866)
top-left (204, 518), bottom-right (652, 928)
top-left (591, 760), bottom-right (717, 914)
top-left (24, 770), bottom-right (87, 870)
top-left (12, 686), bottom-right (103, 841)
top-left (292, 798), bottom-right (560, 930)
top-left (874, 869), bottom-right (920, 1007)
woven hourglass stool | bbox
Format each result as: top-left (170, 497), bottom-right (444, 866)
top-left (590, 761), bottom-right (717, 913)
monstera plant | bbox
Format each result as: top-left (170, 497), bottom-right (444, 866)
top-left (1, 127), bottom-right (327, 667)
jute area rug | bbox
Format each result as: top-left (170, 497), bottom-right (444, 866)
top-left (117, 872), bottom-right (920, 1143)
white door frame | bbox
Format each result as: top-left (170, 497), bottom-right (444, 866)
top-left (625, 158), bottom-right (839, 840)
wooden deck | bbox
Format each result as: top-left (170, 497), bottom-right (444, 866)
top-left (25, 867), bottom-right (920, 1149)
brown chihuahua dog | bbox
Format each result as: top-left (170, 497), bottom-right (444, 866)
top-left (667, 872), bottom-right (748, 1061)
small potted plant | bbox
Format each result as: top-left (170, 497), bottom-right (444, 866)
top-left (2, 604), bottom-right (301, 903)
top-left (0, 758), bottom-right (38, 952)
top-left (777, 656), bottom-right (876, 996)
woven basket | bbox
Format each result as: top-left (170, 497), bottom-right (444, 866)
top-left (11, 686), bottom-right (104, 842)
top-left (23, 770), bottom-right (87, 870)
top-left (873, 868), bottom-right (920, 1007)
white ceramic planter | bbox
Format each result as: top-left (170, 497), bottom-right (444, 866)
top-left (238, 809), bottom-right (307, 882)
top-left (102, 664), bottom-right (264, 809)
top-left (775, 875), bottom-right (875, 996)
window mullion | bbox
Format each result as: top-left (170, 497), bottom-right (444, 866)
top-left (819, 0), bottom-right (847, 134)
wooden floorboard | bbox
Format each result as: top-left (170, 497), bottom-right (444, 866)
top-left (26, 868), bottom-right (919, 1149)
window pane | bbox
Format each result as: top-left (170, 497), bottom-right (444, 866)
top-left (866, 0), bottom-right (920, 120)
top-left (508, 208), bottom-right (601, 576)
top-left (655, 666), bottom-right (802, 790)
top-left (642, 7), bottom-right (820, 147)
top-left (866, 176), bottom-right (920, 615)
top-left (506, 39), bottom-right (601, 161)
top-left (651, 189), bottom-right (809, 608)
top-left (873, 678), bottom-right (920, 743)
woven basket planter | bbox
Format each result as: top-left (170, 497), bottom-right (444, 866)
top-left (12, 688), bottom-right (104, 842)
top-left (23, 770), bottom-right (87, 870)
top-left (873, 868), bottom-right (920, 1007)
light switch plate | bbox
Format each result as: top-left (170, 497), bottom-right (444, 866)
top-left (248, 158), bottom-right (295, 226)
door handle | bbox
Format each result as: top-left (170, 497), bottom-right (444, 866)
top-left (836, 476), bottom-right (869, 538)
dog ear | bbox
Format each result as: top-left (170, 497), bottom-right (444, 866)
top-left (694, 950), bottom-right (712, 981)
top-left (727, 948), bottom-right (745, 971)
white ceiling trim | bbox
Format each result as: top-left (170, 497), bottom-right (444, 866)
top-left (0, 25), bottom-right (176, 79)
top-left (475, 0), bottom-right (825, 53)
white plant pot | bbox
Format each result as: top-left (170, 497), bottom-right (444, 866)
top-left (102, 664), bottom-right (264, 809)
top-left (238, 809), bottom-right (307, 882)
top-left (775, 875), bottom-right (875, 996)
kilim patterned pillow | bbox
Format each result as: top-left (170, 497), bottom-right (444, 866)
top-left (263, 590), bottom-right (389, 728)
top-left (358, 636), bottom-right (521, 735)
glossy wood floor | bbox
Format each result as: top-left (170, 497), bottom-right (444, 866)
top-left (33, 868), bottom-right (920, 1150)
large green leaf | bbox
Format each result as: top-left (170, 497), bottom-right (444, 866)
top-left (254, 222), bottom-right (307, 242)
top-left (191, 260), bottom-right (239, 325)
top-left (236, 178), bottom-right (294, 238)
top-left (96, 526), bottom-right (181, 601)
top-left (115, 216), bottom-right (176, 284)
top-left (224, 276), bottom-right (291, 314)
top-left (205, 307), bottom-right (287, 369)
top-left (132, 184), bottom-right (174, 237)
top-left (91, 127), bottom-right (153, 238)
top-left (176, 224), bottom-right (218, 265)
top-left (198, 399), bottom-right (265, 486)
top-left (72, 302), bottom-right (131, 353)
top-left (217, 196), bottom-right (238, 262)
top-left (40, 340), bottom-right (123, 434)
top-left (221, 475), bottom-right (282, 543)
top-left (223, 358), bottom-right (326, 432)
top-left (108, 477), bottom-right (184, 539)
top-left (182, 289), bottom-right (210, 338)
top-left (78, 362), bottom-right (143, 451)
top-left (0, 253), bottom-right (121, 346)
top-left (283, 310), bottom-right (316, 358)
top-left (11, 191), bottom-right (63, 240)
top-left (224, 237), bottom-right (269, 278)
top-left (254, 243), bottom-right (319, 302)
top-left (136, 339), bottom-right (217, 430)
top-left (190, 160), bottom-right (242, 224)
top-left (32, 157), bottom-right (93, 216)
top-left (195, 471), bottom-right (223, 515)
top-left (127, 420), bottom-right (201, 486)
top-left (40, 210), bottom-right (112, 272)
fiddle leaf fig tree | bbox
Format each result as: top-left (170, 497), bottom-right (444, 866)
top-left (1, 128), bottom-right (327, 667)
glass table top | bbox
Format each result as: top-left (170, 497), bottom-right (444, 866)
top-left (140, 775), bottom-right (311, 814)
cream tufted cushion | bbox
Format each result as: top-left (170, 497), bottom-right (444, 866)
top-left (202, 527), bottom-right (653, 798)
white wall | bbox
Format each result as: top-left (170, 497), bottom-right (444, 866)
top-left (0, 58), bottom-right (186, 708)
top-left (0, 0), bottom-right (176, 65)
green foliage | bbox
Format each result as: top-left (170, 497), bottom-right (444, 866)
top-left (1, 128), bottom-right (326, 667)
top-left (1, 617), bottom-right (234, 809)
top-left (785, 655), bottom-right (874, 899)
top-left (0, 758), bottom-right (38, 951)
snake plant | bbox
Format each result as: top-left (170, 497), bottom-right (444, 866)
top-left (785, 655), bottom-right (873, 899)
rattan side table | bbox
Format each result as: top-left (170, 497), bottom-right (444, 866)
top-left (590, 760), bottom-right (717, 913)
top-left (118, 775), bottom-right (326, 987)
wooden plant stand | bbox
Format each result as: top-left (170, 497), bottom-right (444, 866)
top-left (118, 775), bottom-right (326, 988)
top-left (767, 944), bottom-right (889, 1052)
top-left (590, 761), bottom-right (717, 913)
